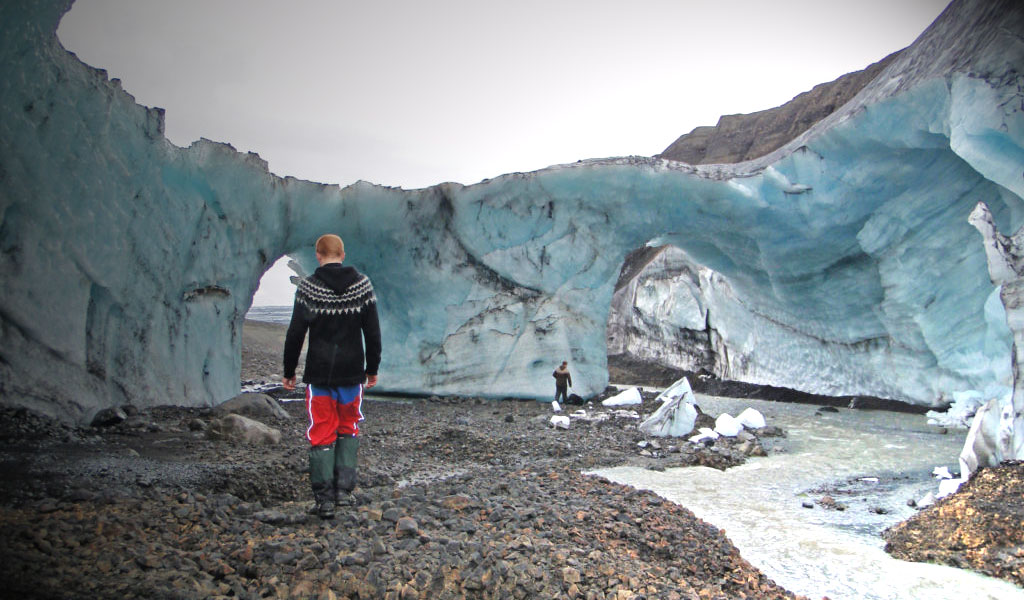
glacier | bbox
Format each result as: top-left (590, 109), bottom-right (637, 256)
top-left (0, 0), bottom-right (1023, 436)
top-left (959, 202), bottom-right (1024, 474)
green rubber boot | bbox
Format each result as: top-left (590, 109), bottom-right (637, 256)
top-left (334, 435), bottom-right (359, 505)
top-left (309, 445), bottom-right (336, 519)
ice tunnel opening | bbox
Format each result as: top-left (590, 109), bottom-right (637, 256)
top-left (606, 242), bottom-right (729, 383)
top-left (251, 256), bottom-right (297, 308)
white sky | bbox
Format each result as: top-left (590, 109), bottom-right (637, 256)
top-left (57, 0), bottom-right (950, 305)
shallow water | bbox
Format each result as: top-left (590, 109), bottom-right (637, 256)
top-left (245, 305), bottom-right (293, 324)
top-left (592, 395), bottom-right (1024, 600)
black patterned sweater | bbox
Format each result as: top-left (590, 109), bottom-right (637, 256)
top-left (283, 263), bottom-right (381, 387)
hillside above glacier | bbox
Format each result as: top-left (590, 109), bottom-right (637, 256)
top-left (659, 51), bottom-right (902, 165)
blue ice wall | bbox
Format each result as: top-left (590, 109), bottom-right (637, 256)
top-left (1, 0), bottom-right (1022, 422)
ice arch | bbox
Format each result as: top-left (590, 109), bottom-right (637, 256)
top-left (1, 0), bottom-right (1023, 423)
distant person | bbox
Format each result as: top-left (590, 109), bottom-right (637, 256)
top-left (552, 360), bottom-right (572, 404)
top-left (282, 234), bottom-right (381, 519)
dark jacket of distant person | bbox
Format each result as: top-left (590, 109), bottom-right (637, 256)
top-left (553, 362), bottom-right (572, 389)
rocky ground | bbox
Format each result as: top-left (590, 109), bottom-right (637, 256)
top-left (0, 320), bottom-right (799, 600)
top-left (1, 320), bottom-right (1021, 599)
top-left (0, 393), bottom-right (792, 600)
top-left (883, 461), bottom-right (1024, 587)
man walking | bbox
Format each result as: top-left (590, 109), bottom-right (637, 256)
top-left (283, 234), bottom-right (381, 519)
top-left (553, 360), bottom-right (572, 404)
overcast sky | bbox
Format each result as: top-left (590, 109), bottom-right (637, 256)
top-left (57, 0), bottom-right (950, 304)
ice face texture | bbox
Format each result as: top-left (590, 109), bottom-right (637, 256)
top-left (1, 1), bottom-right (1022, 425)
top-left (961, 203), bottom-right (1024, 470)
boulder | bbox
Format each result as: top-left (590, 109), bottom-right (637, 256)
top-left (207, 414), bottom-right (282, 445)
top-left (90, 406), bottom-right (128, 427)
top-left (215, 393), bottom-right (290, 420)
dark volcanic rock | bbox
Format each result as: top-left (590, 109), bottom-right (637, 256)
top-left (883, 461), bottom-right (1024, 587)
top-left (0, 395), bottom-right (802, 600)
top-left (89, 406), bottom-right (128, 427)
top-left (659, 52), bottom-right (901, 165)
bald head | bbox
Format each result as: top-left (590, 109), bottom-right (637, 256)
top-left (315, 234), bottom-right (345, 264)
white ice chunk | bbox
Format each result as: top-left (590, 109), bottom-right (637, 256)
top-left (937, 477), bottom-right (965, 499)
top-left (602, 387), bottom-right (642, 407)
top-left (550, 415), bottom-right (570, 429)
top-left (736, 407), bottom-right (766, 429)
top-left (917, 492), bottom-right (936, 508)
top-left (654, 376), bottom-right (696, 404)
top-left (639, 377), bottom-right (697, 437)
top-left (925, 388), bottom-right (993, 429)
top-left (959, 396), bottom-right (1005, 478)
top-left (287, 259), bottom-right (307, 279)
top-left (932, 466), bottom-right (953, 479)
top-left (689, 428), bottom-right (720, 444)
top-left (714, 413), bottom-right (743, 437)
top-left (552, 401), bottom-right (561, 413)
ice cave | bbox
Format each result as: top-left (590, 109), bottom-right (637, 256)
top-left (1, 0), bottom-right (1023, 473)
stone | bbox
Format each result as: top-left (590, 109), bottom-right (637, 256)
top-left (757, 426), bottom-right (786, 438)
top-left (396, 516), bottom-right (419, 536)
top-left (206, 414), bottom-right (282, 445)
top-left (215, 393), bottom-right (290, 420)
top-left (90, 407), bottom-right (127, 428)
top-left (818, 496), bottom-right (846, 511)
top-left (440, 495), bottom-right (473, 510)
top-left (562, 566), bottom-right (581, 584)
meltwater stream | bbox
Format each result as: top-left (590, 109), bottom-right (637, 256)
top-left (592, 395), bottom-right (1024, 600)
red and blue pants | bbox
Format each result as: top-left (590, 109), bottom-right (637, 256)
top-left (305, 384), bottom-right (364, 446)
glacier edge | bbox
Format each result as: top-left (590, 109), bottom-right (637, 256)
top-left (0, 0), bottom-right (1022, 427)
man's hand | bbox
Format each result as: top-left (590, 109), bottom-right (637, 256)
top-left (282, 376), bottom-right (297, 391)
top-left (365, 374), bottom-right (378, 389)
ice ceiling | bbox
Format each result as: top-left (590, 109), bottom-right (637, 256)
top-left (1, 0), bottom-right (1022, 424)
